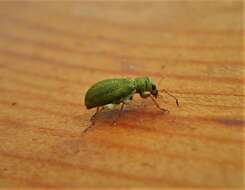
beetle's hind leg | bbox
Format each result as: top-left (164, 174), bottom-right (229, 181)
top-left (90, 107), bottom-right (100, 123)
top-left (83, 107), bottom-right (103, 133)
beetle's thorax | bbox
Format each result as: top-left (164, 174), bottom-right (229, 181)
top-left (134, 76), bottom-right (152, 93)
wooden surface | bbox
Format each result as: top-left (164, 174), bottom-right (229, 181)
top-left (0, 1), bottom-right (244, 188)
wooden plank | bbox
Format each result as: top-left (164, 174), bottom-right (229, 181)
top-left (0, 1), bottom-right (244, 188)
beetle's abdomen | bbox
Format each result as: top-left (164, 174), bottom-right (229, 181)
top-left (85, 78), bottom-right (135, 109)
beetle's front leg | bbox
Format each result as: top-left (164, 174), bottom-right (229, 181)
top-left (150, 95), bottom-right (169, 113)
top-left (140, 92), bottom-right (168, 112)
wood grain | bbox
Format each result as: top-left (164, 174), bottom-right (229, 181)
top-left (0, 1), bottom-right (244, 188)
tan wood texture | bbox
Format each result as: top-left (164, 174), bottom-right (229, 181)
top-left (0, 1), bottom-right (244, 188)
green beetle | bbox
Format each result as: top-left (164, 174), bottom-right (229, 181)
top-left (84, 76), bottom-right (179, 132)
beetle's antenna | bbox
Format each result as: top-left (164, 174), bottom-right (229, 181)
top-left (157, 63), bottom-right (166, 87)
top-left (159, 89), bottom-right (179, 107)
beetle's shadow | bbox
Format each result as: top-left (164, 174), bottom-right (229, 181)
top-left (89, 105), bottom-right (168, 127)
top-left (77, 99), bottom-right (174, 132)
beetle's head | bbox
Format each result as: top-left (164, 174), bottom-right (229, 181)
top-left (135, 77), bottom-right (159, 98)
top-left (148, 78), bottom-right (158, 98)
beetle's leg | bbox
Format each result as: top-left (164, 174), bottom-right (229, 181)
top-left (83, 107), bottom-right (101, 133)
top-left (90, 107), bottom-right (100, 123)
top-left (150, 95), bottom-right (169, 112)
top-left (140, 92), bottom-right (168, 112)
top-left (113, 103), bottom-right (125, 125)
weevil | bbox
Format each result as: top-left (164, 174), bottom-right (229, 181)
top-left (84, 76), bottom-right (179, 132)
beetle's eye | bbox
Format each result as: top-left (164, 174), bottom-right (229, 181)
top-left (152, 85), bottom-right (156, 90)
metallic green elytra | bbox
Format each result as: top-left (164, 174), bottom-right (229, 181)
top-left (84, 76), bottom-right (179, 132)
top-left (85, 76), bottom-right (158, 109)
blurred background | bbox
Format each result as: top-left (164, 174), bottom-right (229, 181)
top-left (0, 1), bottom-right (243, 188)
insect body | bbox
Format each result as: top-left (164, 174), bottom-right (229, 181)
top-left (84, 76), bottom-right (179, 132)
top-left (85, 78), bottom-right (136, 109)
